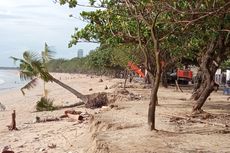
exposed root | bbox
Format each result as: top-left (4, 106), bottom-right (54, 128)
top-left (85, 92), bottom-right (109, 109)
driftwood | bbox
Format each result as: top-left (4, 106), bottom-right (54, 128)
top-left (66, 114), bottom-right (80, 121)
top-left (2, 146), bottom-right (14, 153)
top-left (66, 111), bottom-right (89, 121)
top-left (105, 85), bottom-right (108, 90)
top-left (56, 102), bottom-right (85, 109)
top-left (65, 110), bottom-right (82, 115)
top-left (35, 116), bottom-right (60, 123)
top-left (162, 113), bottom-right (228, 128)
top-left (7, 110), bottom-right (18, 131)
top-left (2, 150), bottom-right (14, 153)
top-left (36, 110), bottom-right (86, 123)
top-left (60, 110), bottom-right (82, 118)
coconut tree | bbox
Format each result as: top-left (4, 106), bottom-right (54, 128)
top-left (41, 43), bottom-right (55, 97)
top-left (11, 51), bottom-right (87, 101)
top-left (12, 50), bottom-right (109, 108)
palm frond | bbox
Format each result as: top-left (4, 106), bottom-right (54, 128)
top-left (12, 50), bottom-right (54, 95)
top-left (20, 78), bottom-right (38, 95)
top-left (19, 69), bottom-right (34, 81)
top-left (23, 51), bottom-right (40, 63)
top-left (42, 43), bottom-right (56, 63)
top-left (10, 56), bottom-right (26, 65)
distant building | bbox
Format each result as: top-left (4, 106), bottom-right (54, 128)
top-left (77, 49), bottom-right (84, 58)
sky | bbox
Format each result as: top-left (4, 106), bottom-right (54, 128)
top-left (0, 0), bottom-right (99, 67)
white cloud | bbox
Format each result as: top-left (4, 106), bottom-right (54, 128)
top-left (0, 0), bottom-right (99, 67)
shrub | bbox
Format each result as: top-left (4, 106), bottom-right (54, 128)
top-left (36, 97), bottom-right (56, 111)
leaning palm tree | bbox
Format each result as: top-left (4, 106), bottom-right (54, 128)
top-left (11, 50), bottom-right (87, 99)
top-left (11, 49), bottom-right (108, 108)
top-left (41, 43), bottom-right (55, 97)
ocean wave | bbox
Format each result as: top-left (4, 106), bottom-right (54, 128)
top-left (0, 79), bottom-right (5, 84)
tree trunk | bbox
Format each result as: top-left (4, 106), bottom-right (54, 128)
top-left (124, 69), bottom-right (128, 89)
top-left (175, 80), bottom-right (183, 92)
top-left (192, 15), bottom-right (229, 112)
top-left (51, 77), bottom-right (108, 109)
top-left (144, 71), bottom-right (151, 84)
top-left (148, 38), bottom-right (161, 130)
top-left (161, 68), bottom-right (168, 88)
top-left (148, 68), bottom-right (161, 130)
top-left (190, 69), bottom-right (203, 100)
top-left (56, 101), bottom-right (85, 109)
top-left (51, 77), bottom-right (87, 102)
top-left (147, 23), bottom-right (162, 130)
top-left (192, 39), bottom-right (218, 112)
top-left (190, 85), bottom-right (205, 101)
top-left (192, 83), bottom-right (214, 112)
top-left (8, 110), bottom-right (17, 131)
top-left (192, 69), bottom-right (216, 112)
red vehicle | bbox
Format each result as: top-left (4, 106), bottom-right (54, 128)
top-left (168, 69), bottom-right (193, 85)
top-left (177, 69), bottom-right (193, 80)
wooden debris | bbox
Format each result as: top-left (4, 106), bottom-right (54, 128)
top-left (66, 114), bottom-right (79, 121)
top-left (7, 110), bottom-right (18, 131)
top-left (105, 85), bottom-right (108, 90)
top-left (65, 110), bottom-right (82, 115)
top-left (48, 143), bottom-right (56, 149)
top-left (109, 104), bottom-right (118, 109)
top-left (162, 113), bottom-right (228, 128)
top-left (60, 110), bottom-right (83, 118)
top-left (35, 116), bottom-right (60, 123)
top-left (101, 106), bottom-right (110, 111)
top-left (2, 146), bottom-right (14, 153)
top-left (116, 89), bottom-right (129, 95)
top-left (78, 115), bottom-right (84, 121)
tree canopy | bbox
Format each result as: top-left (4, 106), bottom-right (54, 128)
top-left (58, 0), bottom-right (230, 130)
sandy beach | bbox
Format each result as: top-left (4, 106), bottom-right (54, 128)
top-left (0, 73), bottom-right (230, 153)
top-left (0, 73), bottom-right (120, 153)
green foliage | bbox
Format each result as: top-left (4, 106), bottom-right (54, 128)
top-left (59, 0), bottom-right (77, 8)
top-left (11, 51), bottom-right (51, 82)
top-left (48, 57), bottom-right (90, 73)
top-left (221, 59), bottom-right (230, 70)
top-left (61, 0), bottom-right (229, 69)
top-left (36, 97), bottom-right (56, 111)
top-left (59, 0), bottom-right (229, 81)
top-left (11, 43), bottom-right (55, 95)
top-left (47, 58), bottom-right (67, 72)
top-left (48, 44), bottom-right (140, 75)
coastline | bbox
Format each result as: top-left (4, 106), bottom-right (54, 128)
top-left (0, 69), bottom-right (24, 92)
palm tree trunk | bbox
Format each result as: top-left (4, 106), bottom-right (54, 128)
top-left (51, 77), bottom-right (87, 102)
top-left (43, 81), bottom-right (47, 98)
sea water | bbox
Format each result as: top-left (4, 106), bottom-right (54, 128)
top-left (0, 69), bottom-right (26, 92)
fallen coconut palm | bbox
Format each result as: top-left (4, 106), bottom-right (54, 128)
top-left (11, 47), bottom-right (109, 109)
